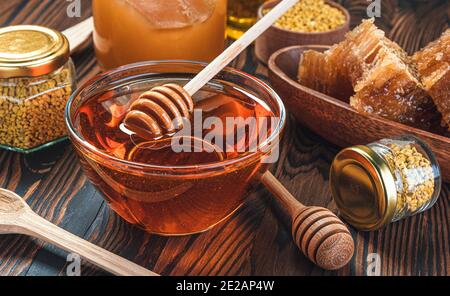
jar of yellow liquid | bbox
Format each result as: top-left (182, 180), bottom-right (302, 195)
top-left (92, 0), bottom-right (227, 69)
top-left (227, 0), bottom-right (267, 39)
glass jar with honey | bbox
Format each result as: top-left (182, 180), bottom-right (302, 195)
top-left (330, 135), bottom-right (441, 231)
top-left (92, 0), bottom-right (227, 69)
top-left (227, 0), bottom-right (267, 39)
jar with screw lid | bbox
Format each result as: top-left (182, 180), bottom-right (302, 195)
top-left (0, 25), bottom-right (76, 153)
top-left (330, 135), bottom-right (441, 230)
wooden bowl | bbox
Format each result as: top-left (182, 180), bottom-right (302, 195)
top-left (254, 0), bottom-right (350, 64)
top-left (268, 45), bottom-right (450, 182)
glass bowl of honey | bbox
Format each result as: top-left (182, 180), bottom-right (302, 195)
top-left (65, 61), bottom-right (285, 236)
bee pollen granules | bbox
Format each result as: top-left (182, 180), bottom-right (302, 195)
top-left (0, 25), bottom-right (76, 152)
top-left (265, 0), bottom-right (346, 33)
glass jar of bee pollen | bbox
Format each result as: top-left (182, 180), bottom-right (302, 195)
top-left (330, 135), bottom-right (441, 231)
top-left (0, 25), bottom-right (76, 152)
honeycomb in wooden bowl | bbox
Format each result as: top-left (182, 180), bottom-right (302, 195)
top-left (298, 19), bottom-right (433, 127)
top-left (412, 29), bottom-right (450, 130)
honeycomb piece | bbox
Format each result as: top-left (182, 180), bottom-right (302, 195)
top-left (330, 19), bottom-right (385, 85)
top-left (351, 47), bottom-right (430, 124)
top-left (412, 29), bottom-right (450, 130)
top-left (298, 50), bottom-right (325, 93)
top-left (298, 19), bottom-right (430, 126)
top-left (298, 19), bottom-right (392, 100)
top-left (328, 19), bottom-right (411, 86)
top-left (298, 50), bottom-right (353, 100)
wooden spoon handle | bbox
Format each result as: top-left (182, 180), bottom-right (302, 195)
top-left (16, 212), bottom-right (158, 276)
top-left (261, 171), bottom-right (355, 270)
top-left (183, 0), bottom-right (298, 96)
top-left (62, 16), bottom-right (93, 54)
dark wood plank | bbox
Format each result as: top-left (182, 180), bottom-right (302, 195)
top-left (0, 0), bottom-right (448, 276)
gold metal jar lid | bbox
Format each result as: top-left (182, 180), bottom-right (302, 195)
top-left (329, 146), bottom-right (398, 231)
top-left (0, 25), bottom-right (70, 78)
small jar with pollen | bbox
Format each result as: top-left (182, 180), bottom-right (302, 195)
top-left (0, 25), bottom-right (76, 152)
top-left (330, 135), bottom-right (441, 230)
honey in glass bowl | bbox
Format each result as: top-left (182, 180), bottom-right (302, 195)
top-left (92, 0), bottom-right (227, 69)
top-left (66, 61), bottom-right (285, 235)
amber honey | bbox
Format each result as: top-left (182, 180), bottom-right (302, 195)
top-left (70, 72), bottom-right (277, 235)
top-left (92, 0), bottom-right (227, 69)
top-left (227, 0), bottom-right (267, 39)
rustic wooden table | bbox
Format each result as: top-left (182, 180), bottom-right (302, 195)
top-left (0, 0), bottom-right (448, 276)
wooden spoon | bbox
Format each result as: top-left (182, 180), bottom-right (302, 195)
top-left (0, 188), bottom-right (158, 276)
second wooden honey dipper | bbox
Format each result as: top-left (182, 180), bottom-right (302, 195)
top-left (122, 0), bottom-right (355, 270)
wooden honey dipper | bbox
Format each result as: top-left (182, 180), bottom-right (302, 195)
top-left (122, 0), bottom-right (354, 270)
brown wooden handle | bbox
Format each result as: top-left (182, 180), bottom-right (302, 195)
top-left (16, 212), bottom-right (158, 276)
top-left (261, 172), bottom-right (354, 270)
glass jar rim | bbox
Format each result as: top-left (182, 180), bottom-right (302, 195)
top-left (65, 60), bottom-right (286, 173)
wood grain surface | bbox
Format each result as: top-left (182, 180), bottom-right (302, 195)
top-left (0, 0), bottom-right (448, 276)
